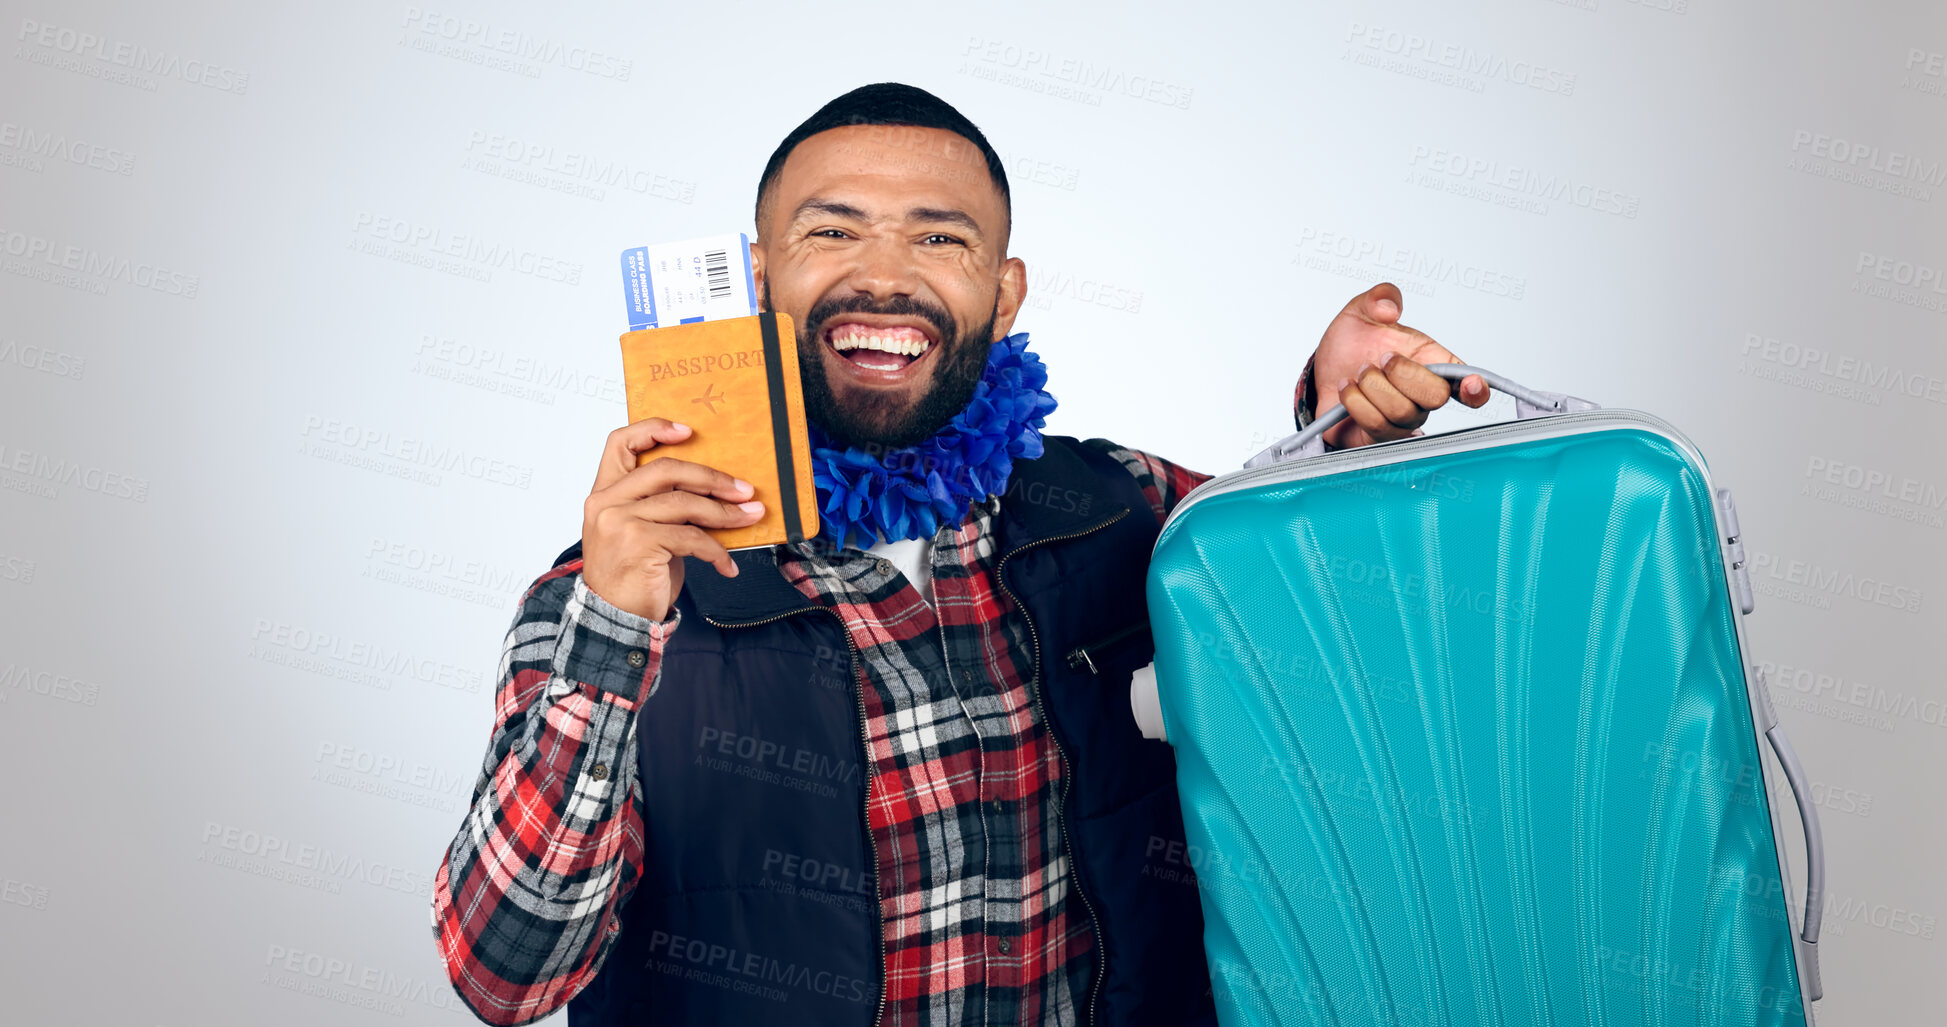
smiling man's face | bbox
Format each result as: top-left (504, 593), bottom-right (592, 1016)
top-left (752, 124), bottom-right (1027, 450)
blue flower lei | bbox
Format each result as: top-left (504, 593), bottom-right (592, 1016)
top-left (808, 332), bottom-right (1056, 550)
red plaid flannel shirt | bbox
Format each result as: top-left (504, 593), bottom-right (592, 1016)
top-left (430, 435), bottom-right (1249, 1025)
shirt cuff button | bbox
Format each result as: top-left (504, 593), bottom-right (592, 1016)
top-left (997, 939), bottom-right (1012, 954)
top-left (626, 649), bottom-right (647, 668)
top-left (590, 763), bottom-right (610, 781)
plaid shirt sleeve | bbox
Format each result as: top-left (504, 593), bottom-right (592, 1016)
top-left (1078, 438), bottom-right (1216, 526)
top-left (431, 560), bottom-right (677, 1026)
top-left (1295, 350), bottom-right (1321, 430)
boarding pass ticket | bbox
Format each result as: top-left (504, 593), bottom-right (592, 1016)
top-left (620, 232), bottom-right (757, 330)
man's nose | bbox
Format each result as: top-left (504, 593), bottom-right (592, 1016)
top-left (842, 234), bottom-right (921, 301)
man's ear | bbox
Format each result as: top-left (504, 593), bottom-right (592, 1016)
top-left (749, 238), bottom-right (768, 312)
top-left (990, 256), bottom-right (1027, 340)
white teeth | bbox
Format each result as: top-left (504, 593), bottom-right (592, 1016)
top-left (831, 330), bottom-right (929, 357)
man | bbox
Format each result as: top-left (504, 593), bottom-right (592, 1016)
top-left (431, 82), bottom-right (1488, 1027)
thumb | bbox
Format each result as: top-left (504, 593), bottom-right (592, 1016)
top-left (1342, 281), bottom-right (1404, 325)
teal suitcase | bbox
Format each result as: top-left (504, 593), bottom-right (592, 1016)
top-left (1143, 366), bottom-right (1825, 1026)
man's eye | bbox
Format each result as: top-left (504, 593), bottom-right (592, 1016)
top-left (922, 234), bottom-right (964, 246)
top-left (812, 229), bottom-right (850, 239)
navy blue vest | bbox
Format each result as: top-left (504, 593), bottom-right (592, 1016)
top-left (552, 435), bottom-right (1213, 1025)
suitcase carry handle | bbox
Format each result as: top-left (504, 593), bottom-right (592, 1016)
top-left (1767, 721), bottom-right (1826, 1000)
top-left (1246, 363), bottom-right (1600, 468)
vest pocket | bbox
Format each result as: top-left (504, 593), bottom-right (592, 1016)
top-left (1065, 620), bottom-right (1153, 676)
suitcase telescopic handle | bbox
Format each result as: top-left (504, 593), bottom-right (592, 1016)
top-left (1246, 363), bottom-right (1600, 468)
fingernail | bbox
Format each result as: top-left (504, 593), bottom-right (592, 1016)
top-left (1336, 377), bottom-right (1352, 392)
top-left (1354, 364), bottom-right (1372, 379)
top-left (1377, 299), bottom-right (1399, 318)
top-left (733, 478), bottom-right (753, 495)
top-left (1380, 352), bottom-right (1398, 369)
top-left (670, 421), bottom-right (691, 432)
top-left (738, 501), bottom-right (764, 514)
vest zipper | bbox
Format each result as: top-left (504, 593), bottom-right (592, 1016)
top-left (1064, 620), bottom-right (1150, 675)
top-left (992, 505), bottom-right (1131, 1027)
top-left (702, 604), bottom-right (885, 1027)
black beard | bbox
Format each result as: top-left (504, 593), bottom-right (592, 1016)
top-left (772, 281), bottom-right (998, 451)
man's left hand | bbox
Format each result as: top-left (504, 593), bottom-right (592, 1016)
top-left (1306, 282), bottom-right (1490, 449)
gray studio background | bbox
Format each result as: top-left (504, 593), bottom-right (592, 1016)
top-left (3, 0), bottom-right (1944, 1023)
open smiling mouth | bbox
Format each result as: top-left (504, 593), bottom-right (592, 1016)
top-left (823, 321), bottom-right (938, 377)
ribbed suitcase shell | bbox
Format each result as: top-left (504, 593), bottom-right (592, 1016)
top-left (1148, 412), bottom-right (1810, 1026)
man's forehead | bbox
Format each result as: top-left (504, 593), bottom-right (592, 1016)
top-left (795, 123), bottom-right (988, 169)
top-left (776, 125), bottom-right (1001, 211)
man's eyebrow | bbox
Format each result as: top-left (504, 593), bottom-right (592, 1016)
top-left (789, 198), bottom-right (984, 236)
top-left (906, 207), bottom-right (983, 235)
top-left (789, 198), bottom-right (871, 223)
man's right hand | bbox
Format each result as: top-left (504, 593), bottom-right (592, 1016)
top-left (580, 418), bottom-right (766, 622)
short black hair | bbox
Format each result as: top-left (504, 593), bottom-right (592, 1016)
top-left (753, 82), bottom-right (1010, 238)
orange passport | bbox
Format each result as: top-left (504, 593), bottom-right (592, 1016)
top-left (619, 311), bottom-right (820, 549)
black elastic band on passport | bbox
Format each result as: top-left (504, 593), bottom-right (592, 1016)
top-left (758, 311), bottom-right (804, 544)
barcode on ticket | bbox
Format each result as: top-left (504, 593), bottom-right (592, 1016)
top-left (704, 248), bottom-right (732, 300)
